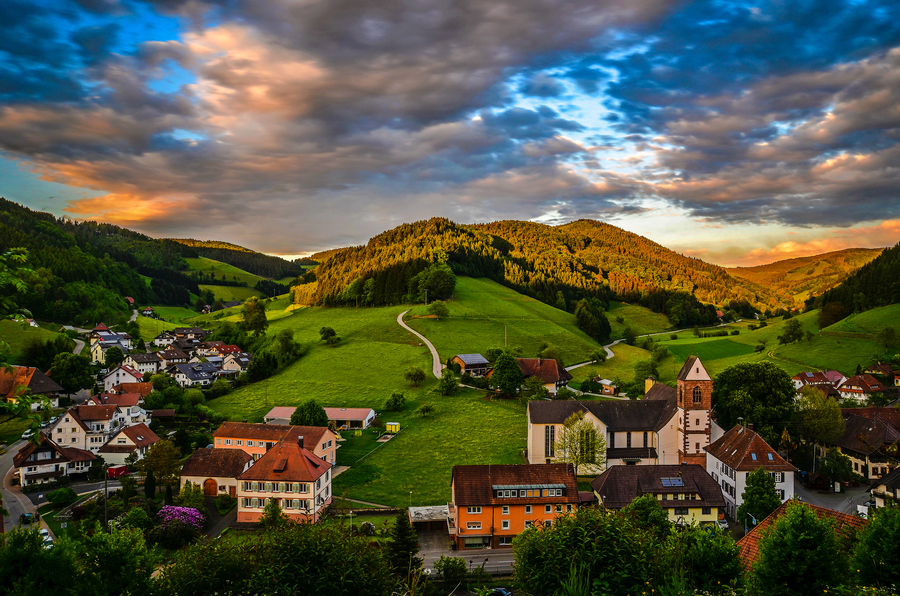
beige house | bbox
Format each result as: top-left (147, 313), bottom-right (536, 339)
top-left (213, 422), bottom-right (338, 464)
top-left (871, 467), bottom-right (900, 509)
top-left (181, 447), bottom-right (253, 498)
top-left (13, 433), bottom-right (95, 487)
top-left (97, 423), bottom-right (160, 466)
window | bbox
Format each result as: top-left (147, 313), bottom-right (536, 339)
top-left (777, 489), bottom-right (785, 500)
top-left (545, 425), bottom-right (555, 457)
top-left (555, 504), bottom-right (562, 513)
top-left (467, 506), bottom-right (482, 514)
top-left (502, 506), bottom-right (509, 515)
top-left (695, 418), bottom-right (700, 426)
top-left (242, 481), bottom-right (250, 491)
top-left (225, 439), bottom-right (232, 445)
top-left (702, 507), bottom-right (711, 515)
top-left (242, 498), bottom-right (251, 507)
top-left (499, 536), bottom-right (513, 545)
top-left (501, 520), bottom-right (510, 530)
top-left (545, 505), bottom-right (552, 513)
top-left (524, 520), bottom-right (533, 528)
top-left (566, 504), bottom-right (573, 512)
top-left (674, 507), bottom-right (688, 515)
top-left (299, 483), bottom-right (308, 494)
top-left (519, 490), bottom-right (526, 497)
top-left (525, 505), bottom-right (532, 514)
top-left (466, 522), bottom-right (481, 530)
top-left (626, 432), bottom-right (632, 448)
top-left (247, 440), bottom-right (254, 447)
top-left (236, 440), bottom-right (243, 446)
top-left (643, 431), bottom-right (648, 448)
top-left (692, 386), bottom-right (702, 403)
top-left (695, 442), bottom-right (700, 451)
top-left (544, 521), bottom-right (551, 528)
top-left (609, 432), bottom-right (615, 448)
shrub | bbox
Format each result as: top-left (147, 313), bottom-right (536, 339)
top-left (670, 334), bottom-right (678, 340)
top-left (731, 330), bottom-right (740, 335)
top-left (157, 506), bottom-right (205, 531)
top-left (214, 494), bottom-right (236, 515)
top-left (47, 487), bottom-right (78, 508)
top-left (147, 519), bottom-right (200, 550)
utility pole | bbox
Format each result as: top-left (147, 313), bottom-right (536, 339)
top-left (504, 326), bottom-right (507, 347)
top-left (103, 464), bottom-right (109, 531)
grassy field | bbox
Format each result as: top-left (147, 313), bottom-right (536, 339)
top-left (134, 316), bottom-right (180, 342)
top-left (149, 306), bottom-right (203, 324)
top-left (0, 320), bottom-right (66, 364)
top-left (607, 302), bottom-right (672, 338)
top-left (403, 277), bottom-right (606, 367)
top-left (199, 285), bottom-right (263, 303)
top-left (184, 257), bottom-right (267, 286)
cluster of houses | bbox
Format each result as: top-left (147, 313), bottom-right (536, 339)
top-left (89, 323), bottom-right (254, 390)
top-left (790, 367), bottom-right (895, 403)
top-left (452, 353), bottom-right (574, 396)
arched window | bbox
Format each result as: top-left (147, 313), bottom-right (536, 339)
top-left (692, 386), bottom-right (702, 403)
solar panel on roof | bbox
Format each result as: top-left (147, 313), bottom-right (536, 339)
top-left (661, 477), bottom-right (683, 487)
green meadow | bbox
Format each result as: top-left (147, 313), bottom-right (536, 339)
top-left (134, 316), bottom-right (180, 343)
top-left (184, 257), bottom-right (268, 286)
top-left (199, 284), bottom-right (263, 303)
top-left (0, 320), bottom-right (66, 364)
top-left (607, 302), bottom-right (672, 338)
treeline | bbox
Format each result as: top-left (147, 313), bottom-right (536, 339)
top-left (298, 217), bottom-right (772, 320)
top-left (173, 240), bottom-right (304, 279)
top-left (0, 199), bottom-right (203, 324)
top-left (814, 243), bottom-right (900, 314)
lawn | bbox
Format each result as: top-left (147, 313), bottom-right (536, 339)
top-left (199, 285), bottom-right (263, 303)
top-left (149, 306), bottom-right (204, 324)
top-left (565, 343), bottom-right (658, 386)
top-left (0, 414), bottom-right (32, 446)
top-left (607, 302), bottom-right (672, 339)
top-left (134, 316), bottom-right (180, 342)
top-left (184, 257), bottom-right (267, 286)
top-left (0, 320), bottom-right (66, 364)
top-left (403, 277), bottom-right (603, 367)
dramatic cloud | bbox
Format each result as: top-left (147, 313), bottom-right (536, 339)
top-left (0, 0), bottom-right (899, 259)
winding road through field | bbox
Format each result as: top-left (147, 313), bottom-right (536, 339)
top-left (397, 310), bottom-right (443, 378)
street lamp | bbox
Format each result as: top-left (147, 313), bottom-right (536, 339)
top-left (745, 512), bottom-right (757, 536)
top-left (349, 510), bottom-right (353, 529)
top-left (409, 491), bottom-right (412, 508)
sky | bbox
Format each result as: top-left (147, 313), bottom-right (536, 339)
top-left (1, 0), bottom-right (900, 267)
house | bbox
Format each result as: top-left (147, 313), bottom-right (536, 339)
top-left (109, 381), bottom-right (154, 398)
top-left (213, 421), bottom-right (338, 464)
top-left (838, 374), bottom-right (886, 401)
top-left (215, 344), bottom-right (244, 356)
top-left (97, 423), bottom-right (160, 466)
top-left (527, 357), bottom-right (712, 468)
top-left (324, 407), bottom-right (376, 430)
top-left (173, 362), bottom-right (217, 388)
top-left (450, 463), bottom-right (579, 549)
top-left (527, 399), bottom-right (679, 470)
top-left (88, 393), bottom-right (147, 426)
top-left (181, 447), bottom-right (253, 498)
top-left (157, 346), bottom-right (189, 368)
top-left (221, 352), bottom-right (253, 373)
top-left (515, 358), bottom-right (573, 396)
top-left (236, 435), bottom-right (333, 523)
top-left (704, 425), bottom-right (796, 520)
top-left (103, 365), bottom-right (144, 392)
top-left (870, 466), bottom-right (900, 509)
top-left (823, 370), bottom-right (848, 387)
top-left (90, 338), bottom-right (131, 365)
top-left (152, 331), bottom-right (176, 348)
top-left (452, 354), bottom-right (491, 376)
top-left (865, 362), bottom-right (894, 380)
top-left (172, 327), bottom-right (210, 341)
top-left (48, 408), bottom-right (91, 449)
top-left (123, 352), bottom-right (162, 376)
top-left (141, 306), bottom-right (155, 317)
top-left (595, 378), bottom-right (618, 396)
top-left (791, 371), bottom-right (837, 391)
top-left (590, 464), bottom-right (725, 527)
top-left (0, 366), bottom-right (63, 411)
top-left (832, 411), bottom-right (900, 480)
top-left (71, 405), bottom-right (121, 452)
top-left (23, 318), bottom-right (39, 328)
top-left (196, 341), bottom-right (226, 357)
top-left (736, 501), bottom-right (866, 570)
top-left (13, 433), bottom-right (96, 486)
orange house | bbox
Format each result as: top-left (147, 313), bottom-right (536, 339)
top-left (213, 422), bottom-right (337, 464)
top-left (450, 463), bottom-right (579, 549)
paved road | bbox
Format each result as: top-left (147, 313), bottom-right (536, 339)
top-left (794, 480), bottom-right (870, 515)
top-left (1, 439), bottom-right (39, 533)
top-left (397, 310), bottom-right (443, 378)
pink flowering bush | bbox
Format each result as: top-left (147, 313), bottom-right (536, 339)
top-left (157, 506), bottom-right (205, 531)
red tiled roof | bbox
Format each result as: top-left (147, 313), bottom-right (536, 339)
top-left (181, 448), bottom-right (252, 478)
top-left (90, 393), bottom-right (141, 407)
top-left (736, 500), bottom-right (866, 570)
top-left (705, 425), bottom-right (796, 472)
top-left (842, 407), bottom-right (900, 429)
top-left (0, 366), bottom-right (63, 399)
top-left (118, 423), bottom-right (159, 448)
top-left (451, 463), bottom-right (579, 507)
top-left (213, 421), bottom-right (328, 447)
top-left (237, 438), bottom-right (330, 482)
top-left (73, 404), bottom-right (117, 421)
top-left (323, 407), bottom-right (373, 421)
top-left (515, 358), bottom-right (573, 384)
top-left (113, 382), bottom-right (153, 397)
top-left (840, 374), bottom-right (886, 393)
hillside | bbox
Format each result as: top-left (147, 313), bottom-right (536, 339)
top-left (817, 243), bottom-right (900, 312)
top-left (729, 248), bottom-right (883, 304)
top-left (171, 239), bottom-right (303, 279)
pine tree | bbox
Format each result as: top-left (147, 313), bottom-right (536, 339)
top-left (386, 508), bottom-right (423, 577)
top-left (144, 467), bottom-right (156, 498)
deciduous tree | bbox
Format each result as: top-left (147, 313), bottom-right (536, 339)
top-left (260, 498), bottom-right (289, 528)
top-left (48, 352), bottom-right (94, 397)
top-left (140, 440), bottom-right (181, 486)
top-left (290, 399), bottom-right (329, 427)
top-left (104, 346), bottom-right (125, 368)
top-left (854, 505), bottom-right (900, 587)
top-left (427, 300), bottom-right (449, 319)
top-left (712, 362), bottom-right (796, 444)
top-left (438, 369), bottom-right (457, 396)
top-left (777, 318), bottom-right (804, 345)
top-left (736, 467), bottom-right (781, 530)
top-left (490, 352), bottom-right (523, 396)
top-left (794, 386), bottom-right (845, 446)
top-left (242, 297), bottom-right (268, 336)
top-left (554, 410), bottom-right (606, 476)
top-left (403, 366), bottom-right (426, 387)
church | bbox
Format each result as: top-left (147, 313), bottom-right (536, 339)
top-left (526, 356), bottom-right (712, 471)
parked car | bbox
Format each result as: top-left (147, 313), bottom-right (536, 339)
top-left (21, 429), bottom-right (35, 440)
top-left (19, 513), bottom-right (39, 525)
top-left (487, 589), bottom-right (512, 596)
top-left (717, 518), bottom-right (729, 530)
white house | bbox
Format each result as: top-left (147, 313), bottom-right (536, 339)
top-left (123, 352), bottom-right (162, 376)
top-left (705, 425), bottom-right (796, 521)
top-left (13, 433), bottom-right (95, 487)
top-left (103, 365), bottom-right (144, 392)
top-left (97, 423), bottom-right (160, 466)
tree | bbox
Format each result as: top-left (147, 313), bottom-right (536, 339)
top-left (416, 404), bottom-right (435, 417)
top-left (854, 505), bottom-right (900, 587)
top-left (490, 352), bottom-right (524, 396)
top-left (144, 467), bottom-right (156, 498)
top-left (554, 410), bottom-right (606, 476)
top-left (433, 554), bottom-right (467, 587)
top-left (48, 352), bottom-right (94, 397)
top-left (120, 475), bottom-right (138, 508)
top-left (76, 525), bottom-right (159, 596)
top-left (753, 501), bottom-right (849, 595)
top-left (319, 326), bottom-right (341, 346)
top-left (818, 447), bottom-right (853, 484)
top-left (574, 298), bottom-right (611, 344)
top-left (140, 440), bottom-right (181, 486)
top-left (736, 467), bottom-right (781, 530)
top-left (878, 326), bottom-right (897, 352)
top-left (175, 481), bottom-right (205, 509)
top-left (386, 508), bottom-right (423, 578)
top-left (385, 391), bottom-right (406, 411)
top-left (104, 346), bottom-right (125, 368)
top-left (675, 524), bottom-right (744, 594)
top-left (520, 375), bottom-right (550, 400)
top-left (290, 399), bottom-right (329, 427)
top-left (818, 301), bottom-right (849, 329)
top-left (427, 300), bottom-right (449, 319)
top-left (794, 386), bottom-right (844, 446)
top-left (777, 318), bottom-right (804, 345)
top-left (588, 349), bottom-right (606, 364)
top-left (538, 345), bottom-right (564, 368)
top-left (711, 362), bottom-right (796, 444)
top-left (404, 366), bottom-right (426, 387)
top-left (438, 369), bottom-right (457, 396)
top-left (242, 297), bottom-right (268, 336)
top-left (622, 493), bottom-right (670, 539)
top-left (260, 498), bottom-right (289, 528)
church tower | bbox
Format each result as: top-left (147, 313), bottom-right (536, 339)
top-left (676, 355), bottom-right (712, 466)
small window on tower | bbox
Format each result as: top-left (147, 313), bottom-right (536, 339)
top-left (692, 386), bottom-right (702, 403)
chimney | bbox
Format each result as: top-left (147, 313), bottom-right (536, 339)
top-left (644, 376), bottom-right (656, 393)
top-left (748, 423), bottom-right (754, 432)
top-left (297, 435), bottom-right (304, 449)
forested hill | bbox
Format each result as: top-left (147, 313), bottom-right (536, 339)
top-left (729, 248), bottom-right (883, 305)
top-left (0, 198), bottom-right (200, 325)
top-left (816, 243), bottom-right (900, 313)
top-left (302, 218), bottom-right (780, 326)
top-left (171, 239), bottom-right (303, 279)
